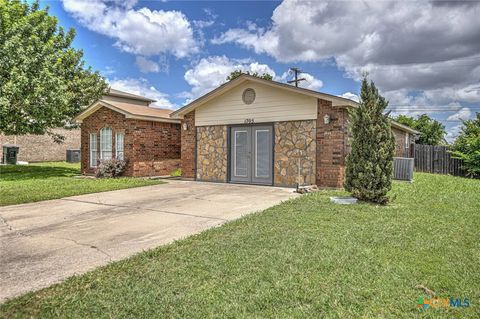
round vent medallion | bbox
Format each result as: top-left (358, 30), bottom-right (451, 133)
top-left (242, 88), bottom-right (256, 104)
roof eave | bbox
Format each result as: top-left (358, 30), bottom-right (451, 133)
top-left (124, 114), bottom-right (180, 123)
top-left (73, 100), bottom-right (111, 123)
top-left (390, 121), bottom-right (420, 134)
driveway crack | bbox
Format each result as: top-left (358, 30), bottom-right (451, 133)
top-left (49, 236), bottom-right (113, 262)
top-left (0, 214), bottom-right (31, 237)
top-left (60, 198), bottom-right (228, 221)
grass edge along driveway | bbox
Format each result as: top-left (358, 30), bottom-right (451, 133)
top-left (0, 162), bottom-right (164, 206)
top-left (1, 173), bottom-right (478, 318)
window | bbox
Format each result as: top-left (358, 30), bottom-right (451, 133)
top-left (116, 132), bottom-right (124, 160)
top-left (100, 127), bottom-right (112, 160)
top-left (89, 133), bottom-right (98, 167)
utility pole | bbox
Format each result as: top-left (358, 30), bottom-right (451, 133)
top-left (287, 67), bottom-right (306, 87)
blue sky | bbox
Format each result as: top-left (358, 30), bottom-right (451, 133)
top-left (43, 0), bottom-right (480, 141)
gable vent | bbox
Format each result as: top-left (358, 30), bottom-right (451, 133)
top-left (242, 88), bottom-right (256, 104)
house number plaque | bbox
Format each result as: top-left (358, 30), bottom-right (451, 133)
top-left (244, 118), bottom-right (255, 124)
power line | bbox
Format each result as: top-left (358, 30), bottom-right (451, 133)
top-left (388, 117), bottom-right (469, 123)
top-left (359, 55), bottom-right (480, 69)
top-left (387, 109), bottom-right (480, 112)
top-left (388, 104), bottom-right (480, 108)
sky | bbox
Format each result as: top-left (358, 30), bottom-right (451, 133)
top-left (42, 0), bottom-right (480, 142)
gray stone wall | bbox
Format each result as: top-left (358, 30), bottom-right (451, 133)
top-left (274, 120), bottom-right (316, 187)
top-left (196, 125), bottom-right (228, 182)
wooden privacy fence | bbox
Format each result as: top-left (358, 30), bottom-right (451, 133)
top-left (414, 144), bottom-right (465, 176)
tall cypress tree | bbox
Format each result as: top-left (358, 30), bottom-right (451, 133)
top-left (344, 77), bottom-right (395, 204)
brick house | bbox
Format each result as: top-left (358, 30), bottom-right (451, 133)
top-left (1, 128), bottom-right (80, 163)
top-left (171, 74), bottom-right (418, 188)
top-left (74, 89), bottom-right (181, 177)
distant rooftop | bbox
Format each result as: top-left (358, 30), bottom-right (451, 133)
top-left (106, 88), bottom-right (156, 103)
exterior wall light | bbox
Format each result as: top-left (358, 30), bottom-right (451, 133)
top-left (182, 123), bottom-right (188, 131)
top-left (323, 114), bottom-right (331, 124)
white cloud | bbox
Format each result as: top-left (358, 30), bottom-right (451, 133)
top-left (193, 19), bottom-right (215, 29)
top-left (447, 107), bottom-right (472, 121)
top-left (135, 56), bottom-right (159, 73)
top-left (100, 66), bottom-right (116, 76)
top-left (298, 73), bottom-right (323, 91)
top-left (455, 84), bottom-right (480, 103)
top-left (108, 78), bottom-right (175, 109)
top-left (340, 92), bottom-right (359, 103)
top-left (182, 56), bottom-right (277, 101)
top-left (62, 0), bottom-right (198, 58)
top-left (445, 124), bottom-right (463, 144)
top-left (214, 0), bottom-right (480, 100)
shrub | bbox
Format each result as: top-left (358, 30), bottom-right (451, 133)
top-left (95, 158), bottom-right (128, 178)
top-left (344, 77), bottom-right (396, 204)
top-left (170, 168), bottom-right (182, 177)
top-left (450, 113), bottom-right (480, 177)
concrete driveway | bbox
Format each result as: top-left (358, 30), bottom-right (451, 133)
top-left (0, 180), bottom-right (297, 302)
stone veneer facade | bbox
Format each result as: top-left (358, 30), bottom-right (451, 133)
top-left (81, 106), bottom-right (181, 177)
top-left (274, 120), bottom-right (316, 186)
top-left (196, 125), bottom-right (228, 182)
top-left (179, 98), bottom-right (413, 188)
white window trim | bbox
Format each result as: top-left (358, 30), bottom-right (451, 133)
top-left (116, 132), bottom-right (125, 160)
top-left (89, 133), bottom-right (98, 167)
top-left (405, 133), bottom-right (410, 156)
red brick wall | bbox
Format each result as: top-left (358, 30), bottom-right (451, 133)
top-left (1, 128), bottom-right (80, 162)
top-left (81, 106), bottom-right (180, 177)
top-left (316, 99), bottom-right (349, 188)
top-left (392, 127), bottom-right (413, 157)
top-left (181, 111), bottom-right (196, 178)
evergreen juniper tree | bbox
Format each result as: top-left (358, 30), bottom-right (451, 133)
top-left (344, 77), bottom-right (395, 204)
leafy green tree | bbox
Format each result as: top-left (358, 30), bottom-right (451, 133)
top-left (345, 77), bottom-right (396, 204)
top-left (0, 0), bottom-right (107, 140)
top-left (451, 113), bottom-right (480, 177)
top-left (226, 70), bottom-right (273, 81)
top-left (394, 114), bottom-right (446, 145)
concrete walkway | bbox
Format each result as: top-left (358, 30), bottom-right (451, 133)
top-left (0, 180), bottom-right (297, 302)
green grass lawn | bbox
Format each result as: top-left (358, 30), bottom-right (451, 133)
top-left (1, 173), bottom-right (479, 318)
top-left (0, 162), bottom-right (164, 206)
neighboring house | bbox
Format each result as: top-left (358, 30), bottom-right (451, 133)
top-left (171, 74), bottom-right (418, 188)
top-left (0, 128), bottom-right (80, 162)
top-left (74, 88), bottom-right (181, 176)
top-left (392, 123), bottom-right (417, 158)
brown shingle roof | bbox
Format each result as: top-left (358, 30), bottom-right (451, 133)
top-left (74, 100), bottom-right (179, 123)
top-left (102, 100), bottom-right (173, 119)
top-left (106, 88), bottom-right (156, 102)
